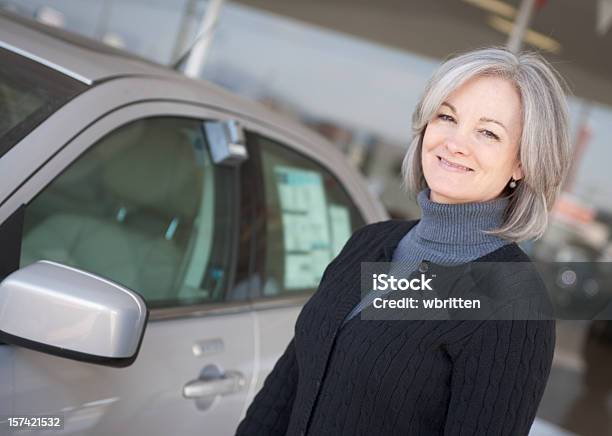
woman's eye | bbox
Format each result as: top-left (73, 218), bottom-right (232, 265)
top-left (437, 114), bottom-right (455, 122)
top-left (480, 129), bottom-right (500, 141)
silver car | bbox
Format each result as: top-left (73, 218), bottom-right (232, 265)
top-left (0, 11), bottom-right (386, 436)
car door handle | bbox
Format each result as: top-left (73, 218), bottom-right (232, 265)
top-left (183, 368), bottom-right (246, 399)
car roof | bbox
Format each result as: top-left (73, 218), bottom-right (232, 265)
top-left (0, 10), bottom-right (329, 148)
top-left (0, 9), bottom-right (184, 84)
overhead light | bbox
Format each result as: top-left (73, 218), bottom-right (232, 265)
top-left (488, 15), bottom-right (562, 54)
top-left (35, 6), bottom-right (65, 28)
top-left (463, 0), bottom-right (517, 19)
top-left (596, 0), bottom-right (612, 35)
top-left (103, 33), bottom-right (126, 49)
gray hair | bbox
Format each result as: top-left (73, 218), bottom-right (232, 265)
top-left (402, 46), bottom-right (572, 241)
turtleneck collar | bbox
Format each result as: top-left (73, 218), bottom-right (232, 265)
top-left (414, 188), bottom-right (510, 246)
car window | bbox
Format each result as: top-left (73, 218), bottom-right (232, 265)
top-left (250, 132), bottom-right (366, 297)
top-left (20, 117), bottom-right (236, 309)
top-left (0, 47), bottom-right (87, 157)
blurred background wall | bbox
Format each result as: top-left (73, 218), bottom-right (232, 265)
top-left (2, 0), bottom-right (612, 434)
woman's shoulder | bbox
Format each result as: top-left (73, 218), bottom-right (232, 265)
top-left (476, 242), bottom-right (545, 291)
top-left (480, 241), bottom-right (532, 262)
top-left (477, 243), bottom-right (540, 286)
top-left (471, 243), bottom-right (556, 320)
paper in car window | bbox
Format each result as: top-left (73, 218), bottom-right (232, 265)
top-left (329, 204), bottom-right (352, 257)
top-left (275, 166), bottom-right (332, 289)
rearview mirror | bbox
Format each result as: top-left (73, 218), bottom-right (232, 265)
top-left (0, 261), bottom-right (148, 367)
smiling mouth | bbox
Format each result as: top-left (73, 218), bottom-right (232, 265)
top-left (437, 156), bottom-right (474, 172)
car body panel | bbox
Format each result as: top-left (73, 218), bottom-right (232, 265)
top-left (12, 312), bottom-right (255, 435)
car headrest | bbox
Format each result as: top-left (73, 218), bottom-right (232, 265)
top-left (101, 118), bottom-right (203, 220)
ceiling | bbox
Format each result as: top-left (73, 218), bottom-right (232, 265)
top-left (235, 0), bottom-right (612, 107)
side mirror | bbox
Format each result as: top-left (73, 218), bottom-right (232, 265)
top-left (0, 261), bottom-right (148, 367)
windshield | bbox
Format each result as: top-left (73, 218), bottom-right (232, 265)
top-left (0, 46), bottom-right (87, 157)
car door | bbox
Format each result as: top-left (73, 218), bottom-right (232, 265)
top-left (1, 105), bottom-right (256, 436)
top-left (237, 128), bottom-right (368, 403)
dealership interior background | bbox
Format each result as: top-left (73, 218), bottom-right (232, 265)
top-left (1, 0), bottom-right (612, 434)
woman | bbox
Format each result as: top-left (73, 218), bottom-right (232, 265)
top-left (236, 47), bottom-right (571, 436)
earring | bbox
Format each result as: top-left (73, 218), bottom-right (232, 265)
top-left (509, 178), bottom-right (517, 189)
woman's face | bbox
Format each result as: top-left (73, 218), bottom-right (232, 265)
top-left (421, 75), bottom-right (524, 204)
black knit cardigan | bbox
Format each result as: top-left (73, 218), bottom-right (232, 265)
top-left (235, 219), bottom-right (555, 436)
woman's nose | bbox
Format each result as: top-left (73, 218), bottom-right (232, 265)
top-left (444, 131), bottom-right (471, 155)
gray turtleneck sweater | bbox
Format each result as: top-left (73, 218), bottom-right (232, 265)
top-left (343, 188), bottom-right (510, 324)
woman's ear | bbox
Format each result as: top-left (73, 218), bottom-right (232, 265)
top-left (513, 162), bottom-right (523, 181)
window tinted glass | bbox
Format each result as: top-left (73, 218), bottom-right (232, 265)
top-left (253, 133), bottom-right (365, 297)
top-left (0, 47), bottom-right (87, 156)
top-left (21, 117), bottom-right (236, 308)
